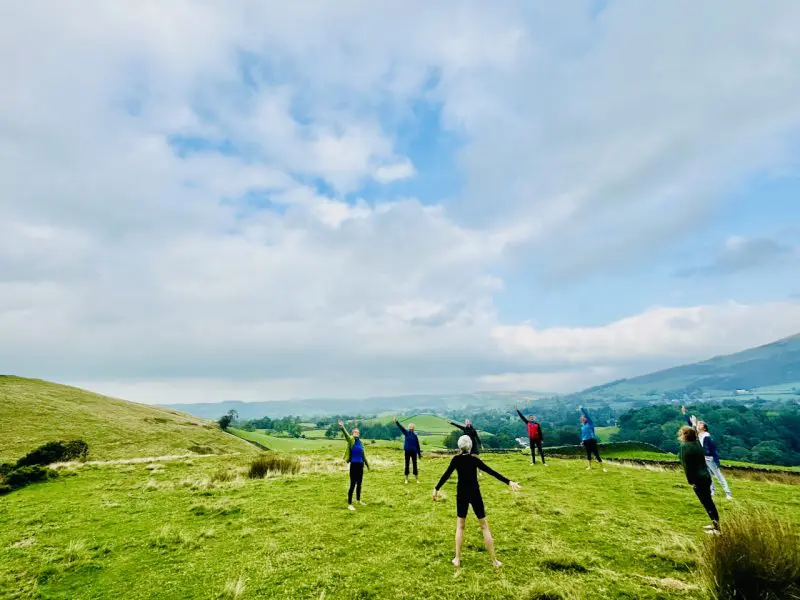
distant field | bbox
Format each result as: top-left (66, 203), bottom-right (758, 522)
top-left (230, 428), bottom-right (400, 452)
top-left (397, 413), bottom-right (453, 433)
top-left (595, 426), bottom-right (619, 442)
top-left (0, 376), bottom-right (255, 462)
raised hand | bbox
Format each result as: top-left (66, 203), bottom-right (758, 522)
top-left (681, 405), bottom-right (687, 415)
top-left (338, 419), bottom-right (344, 428)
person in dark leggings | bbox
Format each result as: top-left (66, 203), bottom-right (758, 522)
top-left (515, 405), bottom-right (546, 465)
top-left (432, 435), bottom-right (521, 568)
top-left (394, 418), bottom-right (422, 484)
top-left (678, 426), bottom-right (720, 534)
top-left (339, 420), bottom-right (369, 511)
top-left (579, 406), bottom-right (607, 471)
top-left (448, 418), bottom-right (482, 454)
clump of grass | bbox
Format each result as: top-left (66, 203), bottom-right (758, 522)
top-left (217, 575), bottom-right (246, 600)
top-left (247, 453), bottom-right (300, 479)
top-left (700, 508), bottom-right (800, 600)
top-left (62, 540), bottom-right (91, 564)
top-left (211, 468), bottom-right (235, 483)
top-left (539, 558), bottom-right (588, 573)
top-left (188, 444), bottom-right (215, 455)
top-left (149, 525), bottom-right (192, 548)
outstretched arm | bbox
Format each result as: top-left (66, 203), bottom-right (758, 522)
top-left (579, 406), bottom-right (593, 425)
top-left (449, 421), bottom-right (466, 432)
top-left (434, 457), bottom-right (457, 491)
top-left (394, 419), bottom-right (407, 435)
top-left (516, 408), bottom-right (530, 424)
top-left (338, 420), bottom-right (353, 444)
top-left (475, 458), bottom-right (510, 485)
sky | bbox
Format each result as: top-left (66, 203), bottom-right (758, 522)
top-left (2, 1), bottom-right (800, 405)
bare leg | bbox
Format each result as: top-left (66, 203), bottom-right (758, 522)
top-left (479, 518), bottom-right (500, 567)
top-left (453, 518), bottom-right (465, 567)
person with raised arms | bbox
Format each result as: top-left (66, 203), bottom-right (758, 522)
top-left (678, 425), bottom-right (721, 534)
top-left (681, 406), bottom-right (733, 500)
top-left (339, 419), bottom-right (369, 511)
top-left (515, 405), bottom-right (546, 466)
top-left (448, 418), bottom-right (482, 454)
top-left (394, 417), bottom-right (422, 484)
top-left (432, 435), bottom-right (521, 568)
top-left (579, 406), bottom-right (607, 471)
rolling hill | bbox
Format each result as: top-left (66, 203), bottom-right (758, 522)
top-left (574, 333), bottom-right (800, 404)
top-left (0, 376), bottom-right (256, 462)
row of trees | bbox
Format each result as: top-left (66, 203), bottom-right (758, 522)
top-left (612, 400), bottom-right (800, 466)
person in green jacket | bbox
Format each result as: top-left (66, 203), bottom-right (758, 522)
top-left (339, 420), bottom-right (369, 511)
top-left (678, 426), bottom-right (720, 534)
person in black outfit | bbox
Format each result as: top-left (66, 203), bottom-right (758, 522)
top-left (394, 418), bottom-right (423, 484)
top-left (448, 418), bottom-right (482, 454)
top-left (515, 405), bottom-right (546, 465)
top-left (679, 425), bottom-right (720, 533)
top-left (433, 435), bottom-right (521, 568)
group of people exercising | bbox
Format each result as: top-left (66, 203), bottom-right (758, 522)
top-left (337, 404), bottom-right (732, 567)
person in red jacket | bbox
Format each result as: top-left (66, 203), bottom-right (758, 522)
top-left (515, 406), bottom-right (546, 466)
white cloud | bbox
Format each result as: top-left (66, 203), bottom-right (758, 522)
top-left (2, 1), bottom-right (800, 402)
top-left (374, 160), bottom-right (416, 183)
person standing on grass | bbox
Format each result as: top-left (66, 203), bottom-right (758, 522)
top-left (394, 418), bottom-right (422, 484)
top-left (681, 406), bottom-right (733, 500)
top-left (448, 418), bottom-right (482, 454)
top-left (579, 406), bottom-right (607, 471)
top-left (515, 405), bottom-right (546, 466)
top-left (678, 425), bottom-right (721, 534)
top-left (339, 419), bottom-right (369, 511)
top-left (432, 435), bottom-right (521, 568)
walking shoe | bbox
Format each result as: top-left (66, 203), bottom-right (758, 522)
top-left (347, 505), bottom-right (356, 511)
top-left (358, 500), bottom-right (367, 506)
top-left (404, 479), bottom-right (408, 484)
top-left (703, 524), bottom-right (716, 530)
top-left (704, 529), bottom-right (721, 535)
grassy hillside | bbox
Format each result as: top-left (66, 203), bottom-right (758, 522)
top-left (398, 413), bottom-right (453, 433)
top-left (1, 447), bottom-right (797, 599)
top-left (0, 376), bottom-right (255, 462)
top-left (576, 333), bottom-right (800, 403)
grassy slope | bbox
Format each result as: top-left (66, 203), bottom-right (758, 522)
top-left (1, 449), bottom-right (798, 600)
top-left (594, 426), bottom-right (618, 442)
top-left (0, 376), bottom-right (255, 462)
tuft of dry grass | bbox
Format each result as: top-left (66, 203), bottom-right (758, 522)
top-left (700, 507), bottom-right (800, 600)
top-left (217, 575), bottom-right (246, 600)
top-left (247, 453), bottom-right (300, 479)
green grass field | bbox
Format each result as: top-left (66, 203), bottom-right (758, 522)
top-left (0, 377), bottom-right (255, 462)
top-left (595, 426), bottom-right (618, 443)
top-left (2, 447), bottom-right (798, 600)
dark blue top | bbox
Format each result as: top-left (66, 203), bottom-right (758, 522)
top-left (396, 421), bottom-right (421, 455)
top-left (350, 438), bottom-right (365, 463)
top-left (684, 415), bottom-right (721, 466)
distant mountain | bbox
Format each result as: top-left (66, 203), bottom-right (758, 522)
top-left (159, 391), bottom-right (557, 420)
top-left (573, 333), bottom-right (800, 404)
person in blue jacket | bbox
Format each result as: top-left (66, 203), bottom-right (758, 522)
top-left (394, 418), bottom-right (423, 484)
top-left (579, 406), bottom-right (607, 471)
top-left (681, 406), bottom-right (733, 500)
